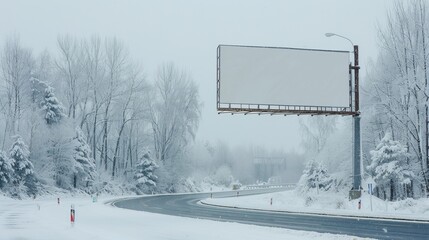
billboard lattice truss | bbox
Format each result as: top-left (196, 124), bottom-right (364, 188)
top-left (216, 45), bottom-right (356, 116)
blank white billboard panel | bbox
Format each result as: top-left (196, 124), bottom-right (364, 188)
top-left (218, 45), bottom-right (350, 109)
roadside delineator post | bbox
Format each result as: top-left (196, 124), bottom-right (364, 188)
top-left (270, 198), bottom-right (273, 206)
top-left (71, 204), bottom-right (75, 225)
top-left (358, 199), bottom-right (361, 210)
top-left (57, 197), bottom-right (60, 205)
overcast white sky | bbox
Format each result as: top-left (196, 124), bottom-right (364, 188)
top-left (0, 0), bottom-right (392, 151)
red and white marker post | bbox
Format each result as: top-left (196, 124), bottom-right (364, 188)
top-left (70, 204), bottom-right (75, 225)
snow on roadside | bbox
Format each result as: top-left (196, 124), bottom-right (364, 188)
top-left (202, 190), bottom-right (429, 221)
top-left (0, 194), bottom-right (371, 240)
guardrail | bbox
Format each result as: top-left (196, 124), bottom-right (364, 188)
top-left (244, 183), bottom-right (296, 190)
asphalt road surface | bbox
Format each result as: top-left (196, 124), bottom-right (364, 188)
top-left (112, 189), bottom-right (429, 239)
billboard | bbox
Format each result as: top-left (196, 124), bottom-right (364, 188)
top-left (217, 45), bottom-right (354, 115)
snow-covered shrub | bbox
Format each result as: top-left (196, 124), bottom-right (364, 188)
top-left (336, 199), bottom-right (345, 209)
top-left (174, 177), bottom-right (202, 193)
top-left (393, 198), bottom-right (418, 210)
top-left (297, 159), bottom-right (333, 194)
top-left (305, 196), bottom-right (315, 207)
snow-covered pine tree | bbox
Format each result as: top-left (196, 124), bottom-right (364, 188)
top-left (9, 136), bottom-right (34, 185)
top-left (368, 133), bottom-right (413, 201)
top-left (297, 159), bottom-right (333, 194)
top-left (40, 86), bottom-right (65, 125)
top-left (0, 151), bottom-right (13, 189)
top-left (134, 151), bottom-right (158, 192)
top-left (72, 127), bottom-right (97, 189)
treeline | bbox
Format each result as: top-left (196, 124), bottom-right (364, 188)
top-left (363, 0), bottom-right (429, 200)
top-left (0, 35), bottom-right (201, 196)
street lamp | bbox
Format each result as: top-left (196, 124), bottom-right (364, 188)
top-left (325, 33), bottom-right (354, 47)
top-left (325, 32), bottom-right (362, 200)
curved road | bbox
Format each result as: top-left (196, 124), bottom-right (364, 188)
top-left (112, 189), bottom-right (429, 239)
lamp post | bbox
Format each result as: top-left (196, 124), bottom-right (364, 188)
top-left (325, 33), bottom-right (354, 47)
top-left (326, 33), bottom-right (362, 199)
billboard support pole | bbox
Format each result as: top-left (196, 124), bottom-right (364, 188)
top-left (350, 45), bottom-right (362, 200)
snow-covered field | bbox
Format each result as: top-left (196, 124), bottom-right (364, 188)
top-left (203, 190), bottom-right (429, 221)
top-left (0, 194), bottom-right (371, 240)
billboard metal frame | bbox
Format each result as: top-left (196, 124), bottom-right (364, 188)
top-left (216, 44), bottom-right (357, 116)
top-left (216, 42), bottom-right (362, 199)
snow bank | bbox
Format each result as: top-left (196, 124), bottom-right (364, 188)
top-left (202, 190), bottom-right (429, 221)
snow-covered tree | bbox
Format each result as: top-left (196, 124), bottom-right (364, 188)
top-left (368, 133), bottom-right (414, 201)
top-left (299, 117), bottom-right (337, 158)
top-left (134, 151), bottom-right (158, 191)
top-left (150, 63), bottom-right (201, 163)
top-left (0, 35), bottom-right (208, 195)
top-left (363, 0), bottom-right (429, 198)
top-left (147, 63), bottom-right (201, 191)
top-left (0, 35), bottom-right (33, 137)
top-left (49, 129), bottom-right (75, 189)
top-left (30, 77), bottom-right (49, 104)
top-left (9, 136), bottom-right (34, 185)
top-left (0, 151), bottom-right (13, 188)
top-left (214, 165), bottom-right (234, 186)
top-left (72, 127), bottom-right (97, 189)
top-left (56, 35), bottom-right (83, 119)
top-left (297, 159), bottom-right (333, 194)
top-left (40, 86), bottom-right (65, 125)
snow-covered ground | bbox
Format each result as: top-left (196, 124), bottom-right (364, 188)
top-left (0, 194), bottom-right (372, 240)
top-left (203, 190), bottom-right (429, 221)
